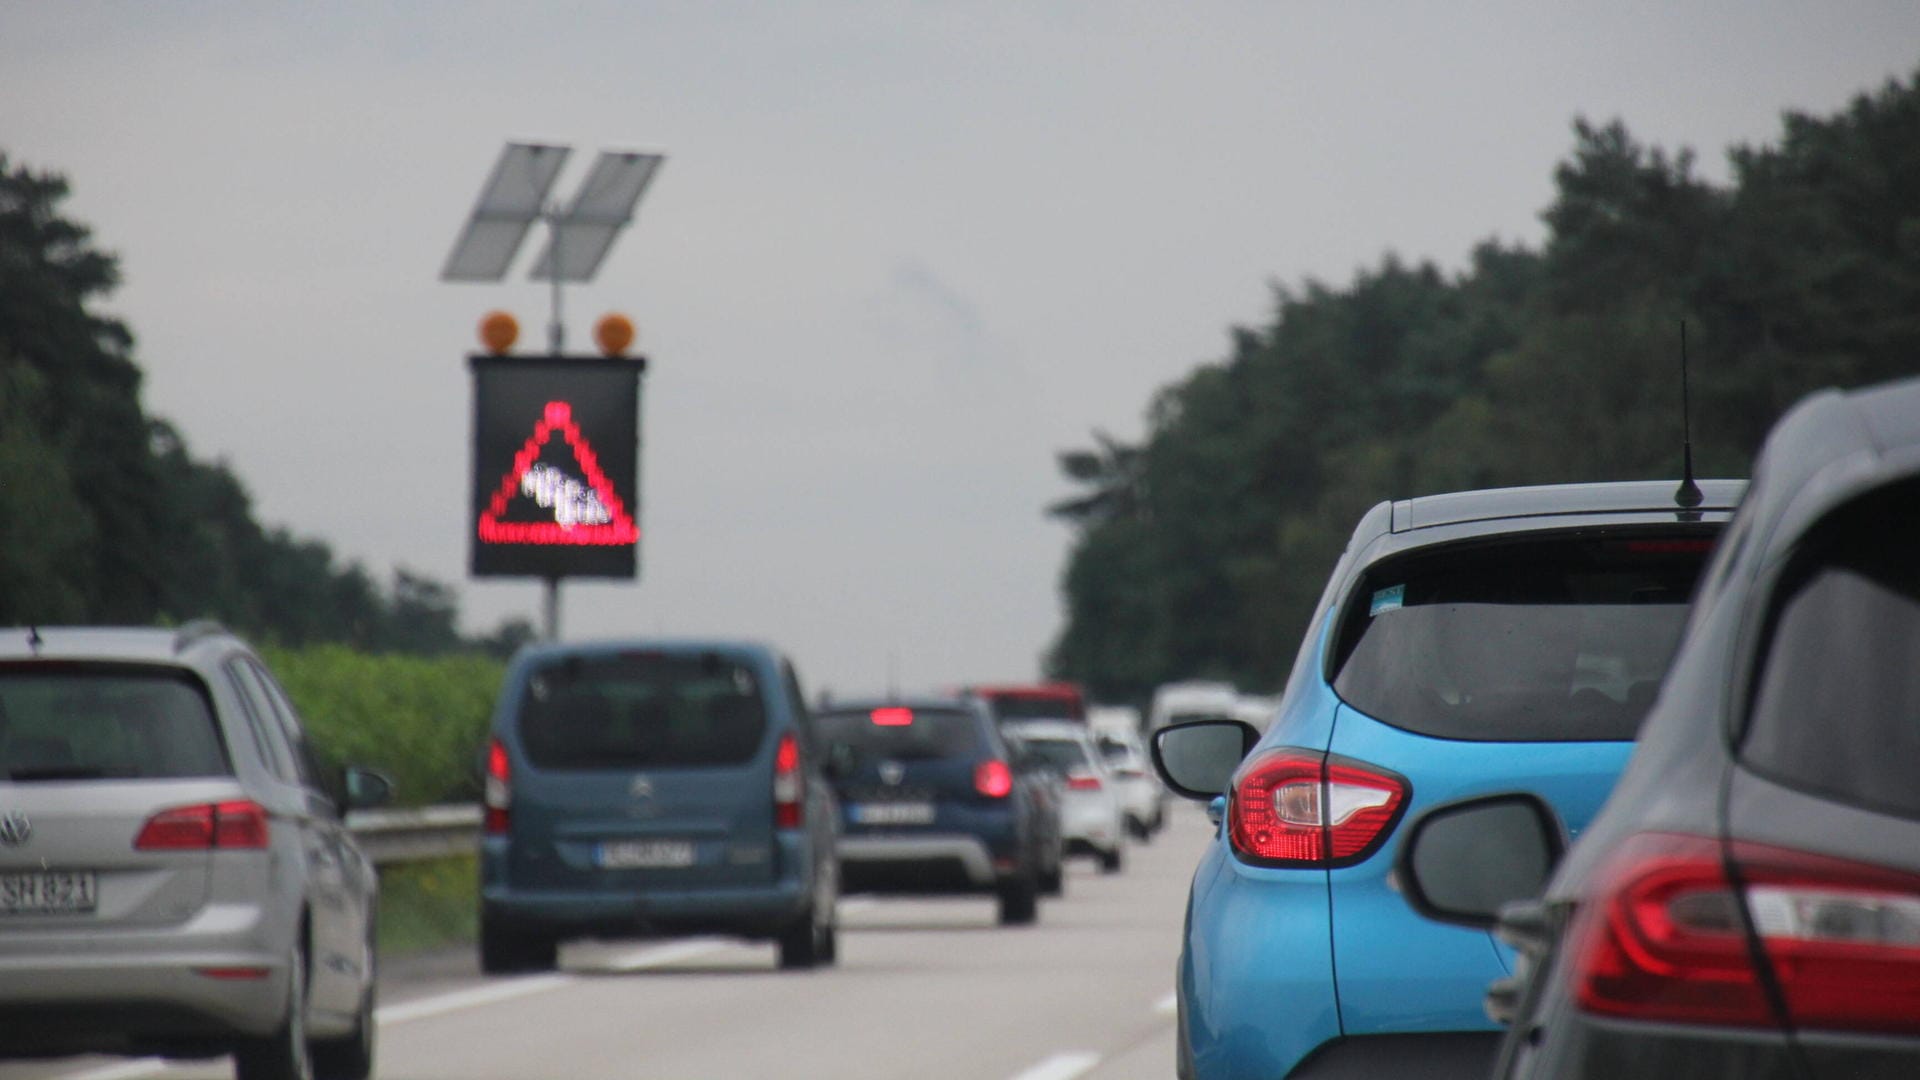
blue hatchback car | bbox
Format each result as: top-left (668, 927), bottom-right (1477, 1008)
top-left (1151, 480), bottom-right (1741, 1079)
top-left (478, 639), bottom-right (840, 973)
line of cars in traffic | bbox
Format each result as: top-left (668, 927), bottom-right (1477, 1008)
top-left (1147, 373), bottom-right (1920, 1078)
top-left (476, 663), bottom-right (1169, 975)
top-left (0, 624), bottom-right (1174, 1079)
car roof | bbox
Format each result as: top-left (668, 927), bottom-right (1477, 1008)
top-left (1739, 374), bottom-right (1920, 561)
top-left (1390, 479), bottom-right (1746, 533)
top-left (0, 623), bottom-right (235, 667)
top-left (1005, 719), bottom-right (1090, 740)
top-left (817, 697), bottom-right (977, 714)
top-left (512, 637), bottom-right (779, 665)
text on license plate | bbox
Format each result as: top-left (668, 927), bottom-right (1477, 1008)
top-left (0, 871), bottom-right (98, 915)
top-left (852, 802), bottom-right (935, 826)
top-left (597, 840), bottom-right (696, 869)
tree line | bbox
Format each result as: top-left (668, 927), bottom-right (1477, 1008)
top-left (1048, 69), bottom-right (1920, 705)
top-left (0, 156), bottom-right (532, 655)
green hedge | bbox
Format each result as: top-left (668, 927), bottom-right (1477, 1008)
top-left (262, 645), bottom-right (505, 806)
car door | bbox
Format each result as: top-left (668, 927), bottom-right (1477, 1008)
top-left (227, 657), bottom-right (363, 1018)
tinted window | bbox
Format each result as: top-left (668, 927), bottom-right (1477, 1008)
top-left (0, 666), bottom-right (228, 780)
top-left (1331, 532), bottom-right (1714, 741)
top-left (518, 652), bottom-right (767, 769)
top-left (1020, 736), bottom-right (1094, 773)
top-left (1745, 483), bottom-right (1920, 818)
top-left (816, 707), bottom-right (984, 761)
top-left (983, 693), bottom-right (1085, 722)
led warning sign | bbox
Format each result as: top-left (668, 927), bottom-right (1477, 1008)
top-left (470, 354), bottom-right (645, 579)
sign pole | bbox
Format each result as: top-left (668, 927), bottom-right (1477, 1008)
top-left (542, 575), bottom-right (562, 641)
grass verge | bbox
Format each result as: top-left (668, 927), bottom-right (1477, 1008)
top-left (377, 854), bottom-right (478, 955)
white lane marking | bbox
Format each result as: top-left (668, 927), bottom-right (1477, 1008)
top-left (1154, 991), bottom-right (1177, 1015)
top-left (375, 972), bottom-right (573, 1025)
top-left (1009, 1051), bottom-right (1101, 1080)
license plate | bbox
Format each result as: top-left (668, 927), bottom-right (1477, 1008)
top-left (0, 870), bottom-right (98, 915)
top-left (852, 802), bottom-right (935, 826)
top-left (597, 840), bottom-right (696, 869)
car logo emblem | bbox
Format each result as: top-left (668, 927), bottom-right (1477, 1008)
top-left (879, 761), bottom-right (905, 786)
top-left (0, 811), bottom-right (30, 847)
top-left (629, 777), bottom-right (653, 799)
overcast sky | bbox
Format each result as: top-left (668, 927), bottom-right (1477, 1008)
top-left (4, 3), bottom-right (1916, 696)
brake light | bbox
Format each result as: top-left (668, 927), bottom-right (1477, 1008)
top-left (773, 732), bottom-right (803, 828)
top-left (135, 800), bottom-right (270, 850)
top-left (1065, 773), bottom-right (1104, 792)
top-left (974, 759), bottom-right (1013, 798)
top-left (870, 707), bottom-right (913, 726)
top-left (1226, 749), bottom-right (1408, 867)
top-left (1571, 832), bottom-right (1920, 1034)
top-left (484, 737), bottom-right (511, 835)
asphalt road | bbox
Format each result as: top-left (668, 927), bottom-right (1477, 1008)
top-left (4, 806), bottom-right (1212, 1080)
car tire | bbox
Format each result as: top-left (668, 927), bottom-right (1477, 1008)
top-left (235, 948), bottom-right (313, 1080)
top-left (311, 982), bottom-right (374, 1080)
top-left (479, 910), bottom-right (557, 975)
top-left (997, 874), bottom-right (1038, 926)
top-left (778, 906), bottom-right (833, 969)
top-left (1039, 858), bottom-right (1064, 897)
top-left (1099, 845), bottom-right (1124, 874)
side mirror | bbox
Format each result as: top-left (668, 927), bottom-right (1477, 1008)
top-left (1396, 793), bottom-right (1563, 928)
top-left (342, 765), bottom-right (395, 811)
top-left (1150, 719), bottom-right (1260, 800)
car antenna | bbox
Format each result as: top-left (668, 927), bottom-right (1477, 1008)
top-left (1674, 320), bottom-right (1703, 509)
top-left (887, 652), bottom-right (900, 702)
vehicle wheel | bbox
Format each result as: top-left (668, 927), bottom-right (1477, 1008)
top-left (777, 906), bottom-right (832, 969)
top-left (479, 910), bottom-right (557, 975)
top-left (1126, 815), bottom-right (1148, 841)
top-left (997, 874), bottom-right (1038, 926)
top-left (1099, 845), bottom-right (1124, 875)
top-left (311, 982), bottom-right (374, 1080)
top-left (235, 948), bottom-right (313, 1080)
top-left (1039, 858), bottom-right (1064, 897)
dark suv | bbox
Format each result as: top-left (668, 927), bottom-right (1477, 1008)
top-left (478, 639), bottom-right (839, 972)
top-left (815, 697), bottom-right (1063, 925)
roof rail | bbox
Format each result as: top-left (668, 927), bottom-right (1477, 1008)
top-left (173, 619), bottom-right (231, 654)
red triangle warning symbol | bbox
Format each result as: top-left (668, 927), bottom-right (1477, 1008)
top-left (477, 401), bottom-right (639, 546)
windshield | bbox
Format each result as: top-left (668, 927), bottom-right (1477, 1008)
top-left (517, 653), bottom-right (766, 769)
top-left (0, 667), bottom-right (227, 781)
top-left (1330, 533), bottom-right (1714, 741)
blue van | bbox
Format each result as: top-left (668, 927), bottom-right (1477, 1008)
top-left (478, 640), bottom-right (840, 972)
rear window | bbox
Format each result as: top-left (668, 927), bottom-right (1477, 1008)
top-left (1744, 482), bottom-right (1920, 819)
top-left (981, 691), bottom-right (1085, 722)
top-left (517, 652), bottom-right (767, 770)
top-left (815, 706), bottom-right (985, 761)
top-left (1020, 736), bottom-right (1094, 773)
top-left (1330, 531), bottom-right (1716, 741)
top-left (0, 666), bottom-right (228, 781)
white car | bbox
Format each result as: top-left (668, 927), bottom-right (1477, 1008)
top-left (1145, 680), bottom-right (1240, 733)
top-left (1005, 721), bottom-right (1126, 873)
top-left (1090, 725), bottom-right (1167, 841)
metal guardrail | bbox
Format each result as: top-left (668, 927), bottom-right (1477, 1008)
top-left (346, 804), bottom-right (482, 865)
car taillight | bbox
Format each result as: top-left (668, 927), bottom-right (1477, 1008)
top-left (773, 732), bottom-right (803, 828)
top-left (1571, 832), bottom-right (1920, 1034)
top-left (1065, 773), bottom-right (1104, 792)
top-left (1226, 749), bottom-right (1408, 868)
top-left (975, 759), bottom-right (1013, 798)
top-left (484, 737), bottom-right (511, 835)
top-left (135, 800), bottom-right (270, 850)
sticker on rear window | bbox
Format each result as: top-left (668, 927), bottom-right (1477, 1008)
top-left (1369, 585), bottom-right (1405, 616)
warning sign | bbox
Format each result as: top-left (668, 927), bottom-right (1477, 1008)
top-left (469, 354), bottom-right (644, 579)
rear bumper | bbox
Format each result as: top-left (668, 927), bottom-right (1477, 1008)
top-left (0, 956), bottom-right (289, 1056)
top-left (481, 874), bottom-right (811, 939)
top-left (837, 834), bottom-right (999, 890)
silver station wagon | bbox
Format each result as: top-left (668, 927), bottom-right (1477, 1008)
top-left (0, 623), bottom-right (391, 1080)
